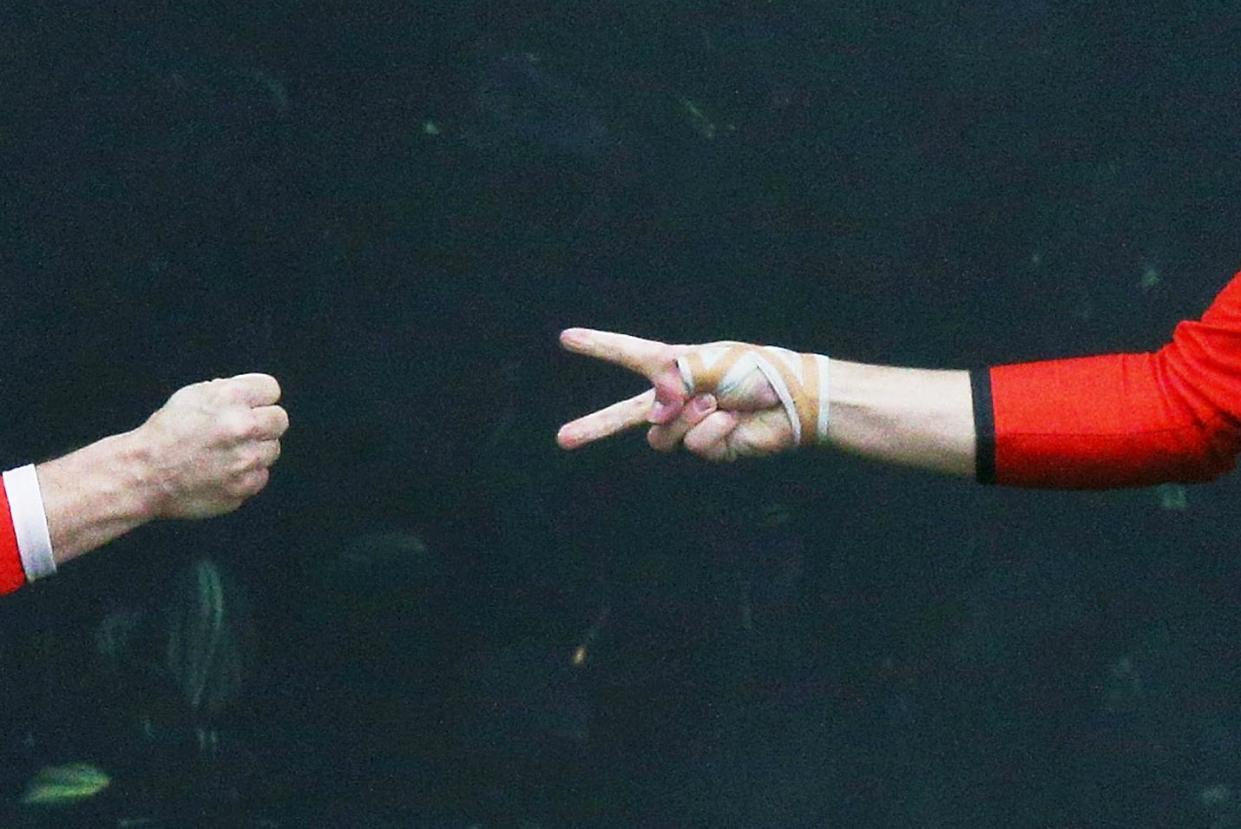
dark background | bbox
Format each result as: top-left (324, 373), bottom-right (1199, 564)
top-left (1, 2), bottom-right (1241, 826)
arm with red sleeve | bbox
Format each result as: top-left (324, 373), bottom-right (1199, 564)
top-left (0, 478), bottom-right (28, 596)
top-left (0, 373), bottom-right (288, 598)
top-left (973, 270), bottom-right (1241, 488)
top-left (0, 464), bottom-right (57, 596)
top-left (555, 270), bottom-right (1241, 482)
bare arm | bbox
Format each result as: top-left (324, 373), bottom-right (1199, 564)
top-left (557, 329), bottom-right (978, 476)
top-left (14, 374), bottom-right (288, 572)
top-left (560, 268), bottom-right (1241, 489)
top-left (37, 431), bottom-right (161, 566)
top-left (825, 360), bottom-right (975, 477)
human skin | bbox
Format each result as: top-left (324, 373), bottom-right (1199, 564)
top-left (557, 328), bottom-right (975, 475)
top-left (34, 374), bottom-right (289, 565)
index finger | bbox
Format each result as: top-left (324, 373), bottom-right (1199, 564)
top-left (226, 373), bottom-right (282, 407)
top-left (560, 328), bottom-right (673, 380)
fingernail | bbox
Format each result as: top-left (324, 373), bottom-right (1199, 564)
top-left (694, 395), bottom-right (716, 415)
top-left (649, 401), bottom-right (671, 423)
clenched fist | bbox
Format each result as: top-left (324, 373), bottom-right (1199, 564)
top-left (32, 373), bottom-right (290, 567)
top-left (136, 374), bottom-right (289, 519)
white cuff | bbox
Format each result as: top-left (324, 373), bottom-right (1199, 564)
top-left (3, 465), bottom-right (56, 582)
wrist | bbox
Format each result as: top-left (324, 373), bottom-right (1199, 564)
top-left (108, 426), bottom-right (165, 523)
top-left (821, 359), bottom-right (873, 444)
top-left (37, 428), bottom-right (162, 565)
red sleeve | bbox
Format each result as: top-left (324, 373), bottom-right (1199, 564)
top-left (0, 478), bottom-right (27, 595)
top-left (978, 270), bottom-right (1241, 488)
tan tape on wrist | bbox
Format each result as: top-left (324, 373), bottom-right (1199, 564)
top-left (677, 344), bottom-right (830, 447)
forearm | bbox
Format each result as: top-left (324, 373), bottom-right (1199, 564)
top-left (36, 430), bottom-right (159, 566)
top-left (563, 274), bottom-right (1241, 485)
top-left (818, 267), bottom-right (1241, 488)
top-left (818, 348), bottom-right (1241, 488)
top-left (0, 374), bottom-right (284, 596)
top-left (823, 359), bottom-right (976, 477)
top-left (969, 270), bottom-right (1241, 488)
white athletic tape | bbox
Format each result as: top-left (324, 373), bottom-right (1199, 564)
top-left (677, 344), bottom-right (830, 447)
top-left (3, 465), bottom-right (55, 581)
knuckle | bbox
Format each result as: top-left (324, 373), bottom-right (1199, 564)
top-left (222, 409), bottom-right (257, 440)
top-left (250, 441), bottom-right (278, 469)
top-left (227, 468), bottom-right (268, 499)
top-left (225, 477), bottom-right (250, 499)
top-left (170, 380), bottom-right (206, 405)
top-left (683, 431), bottom-right (707, 454)
top-left (218, 378), bottom-right (251, 405)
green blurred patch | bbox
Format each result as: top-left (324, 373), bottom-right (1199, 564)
top-left (21, 763), bottom-right (110, 807)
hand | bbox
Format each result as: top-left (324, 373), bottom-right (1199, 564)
top-left (556, 328), bottom-right (798, 462)
top-left (135, 374), bottom-right (289, 519)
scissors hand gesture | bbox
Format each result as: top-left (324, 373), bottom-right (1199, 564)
top-left (556, 328), bottom-right (801, 462)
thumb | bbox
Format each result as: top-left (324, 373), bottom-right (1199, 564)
top-left (648, 365), bottom-right (688, 425)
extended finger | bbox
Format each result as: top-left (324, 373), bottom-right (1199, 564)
top-left (251, 405), bottom-right (290, 439)
top-left (560, 328), bottom-right (672, 380)
top-left (647, 394), bottom-right (717, 452)
top-left (684, 410), bottom-right (740, 462)
top-left (557, 388), bottom-right (655, 450)
top-left (228, 373), bottom-right (282, 407)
